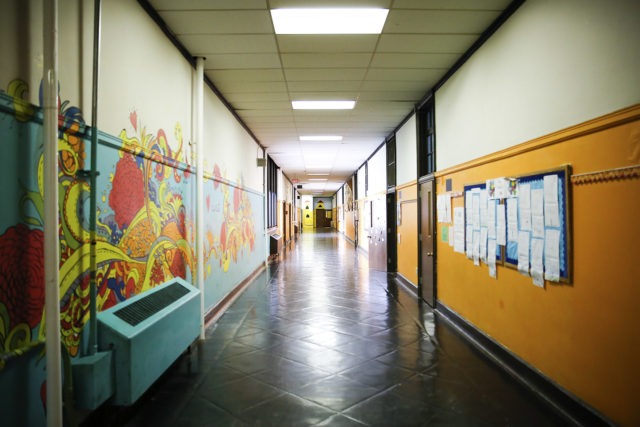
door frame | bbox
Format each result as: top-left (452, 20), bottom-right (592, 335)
top-left (418, 176), bottom-right (436, 307)
top-left (386, 191), bottom-right (397, 273)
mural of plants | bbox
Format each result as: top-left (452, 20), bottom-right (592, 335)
top-left (0, 78), bottom-right (262, 424)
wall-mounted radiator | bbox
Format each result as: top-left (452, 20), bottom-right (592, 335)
top-left (97, 278), bottom-right (200, 405)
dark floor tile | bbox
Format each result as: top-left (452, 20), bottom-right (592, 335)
top-left (314, 414), bottom-right (367, 426)
top-left (222, 348), bottom-right (281, 375)
top-left (339, 359), bottom-right (415, 389)
top-left (343, 389), bottom-right (436, 427)
top-left (171, 395), bottom-right (247, 427)
top-left (294, 374), bottom-right (380, 411)
top-left (197, 376), bottom-right (283, 416)
top-left (251, 357), bottom-right (332, 391)
top-left (240, 393), bottom-right (336, 426)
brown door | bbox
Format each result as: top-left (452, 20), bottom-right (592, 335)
top-left (368, 197), bottom-right (387, 271)
top-left (420, 179), bottom-right (436, 307)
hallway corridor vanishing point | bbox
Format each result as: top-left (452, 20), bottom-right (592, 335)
top-left (89, 230), bottom-right (565, 426)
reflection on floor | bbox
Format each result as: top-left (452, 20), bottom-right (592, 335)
top-left (86, 230), bottom-right (565, 426)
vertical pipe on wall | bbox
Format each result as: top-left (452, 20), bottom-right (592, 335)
top-left (195, 57), bottom-right (205, 339)
top-left (43, 0), bottom-right (63, 425)
top-left (88, 0), bottom-right (102, 356)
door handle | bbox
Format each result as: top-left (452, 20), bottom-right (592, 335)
top-left (426, 252), bottom-right (434, 256)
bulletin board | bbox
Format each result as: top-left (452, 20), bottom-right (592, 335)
top-left (504, 166), bottom-right (572, 283)
top-left (463, 182), bottom-right (502, 262)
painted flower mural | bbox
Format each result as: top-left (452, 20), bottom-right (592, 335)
top-left (1, 78), bottom-right (260, 359)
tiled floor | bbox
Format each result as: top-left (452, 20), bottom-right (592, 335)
top-left (86, 230), bottom-right (565, 426)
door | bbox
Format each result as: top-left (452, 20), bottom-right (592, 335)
top-left (386, 192), bottom-right (397, 272)
top-left (368, 196), bottom-right (387, 271)
top-left (420, 179), bottom-right (436, 306)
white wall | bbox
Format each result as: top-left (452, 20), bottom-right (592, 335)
top-left (357, 165), bottom-right (367, 200)
top-left (436, 0), bottom-right (640, 170)
top-left (203, 87), bottom-right (264, 192)
top-left (367, 145), bottom-right (387, 195)
top-left (396, 113), bottom-right (417, 185)
top-left (100, 0), bottom-right (192, 147)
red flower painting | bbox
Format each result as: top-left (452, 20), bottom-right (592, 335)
top-left (0, 223), bottom-right (45, 329)
top-left (109, 153), bottom-right (145, 229)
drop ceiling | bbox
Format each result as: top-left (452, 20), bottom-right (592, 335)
top-left (146, 0), bottom-right (513, 195)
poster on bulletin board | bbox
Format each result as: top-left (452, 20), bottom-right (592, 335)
top-left (504, 166), bottom-right (572, 284)
top-left (463, 165), bottom-right (572, 285)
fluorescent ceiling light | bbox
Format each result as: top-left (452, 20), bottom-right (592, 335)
top-left (271, 8), bottom-right (388, 35)
top-left (292, 100), bottom-right (355, 110)
top-left (307, 173), bottom-right (329, 176)
top-left (309, 178), bottom-right (328, 181)
top-left (300, 135), bottom-right (343, 141)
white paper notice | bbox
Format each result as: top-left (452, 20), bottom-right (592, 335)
top-left (488, 200), bottom-right (497, 239)
top-left (480, 190), bottom-right (488, 228)
top-left (480, 227), bottom-right (488, 263)
top-left (519, 183), bottom-right (532, 231)
top-left (545, 228), bottom-right (561, 282)
top-left (437, 194), bottom-right (452, 224)
top-left (530, 238), bottom-right (544, 287)
top-left (544, 175), bottom-right (560, 227)
top-left (466, 225), bottom-right (473, 259)
top-left (517, 231), bottom-right (530, 276)
top-left (473, 230), bottom-right (480, 266)
top-left (496, 204), bottom-right (506, 246)
top-left (472, 190), bottom-right (481, 230)
top-left (507, 198), bottom-right (518, 242)
top-left (465, 191), bottom-right (473, 223)
top-left (453, 207), bottom-right (465, 254)
top-left (531, 188), bottom-right (545, 238)
top-left (487, 239), bottom-right (497, 279)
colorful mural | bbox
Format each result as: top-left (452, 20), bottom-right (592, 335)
top-left (0, 79), bottom-right (263, 424)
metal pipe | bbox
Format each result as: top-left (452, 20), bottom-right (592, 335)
top-left (195, 57), bottom-right (205, 339)
top-left (43, 0), bottom-right (63, 425)
top-left (88, 0), bottom-right (102, 356)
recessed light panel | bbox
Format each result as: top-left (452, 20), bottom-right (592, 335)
top-left (271, 8), bottom-right (389, 35)
top-left (292, 100), bottom-right (355, 110)
top-left (300, 135), bottom-right (343, 141)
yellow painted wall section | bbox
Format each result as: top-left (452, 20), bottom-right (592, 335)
top-left (397, 183), bottom-right (419, 286)
top-left (345, 210), bottom-right (356, 242)
top-left (436, 106), bottom-right (640, 425)
top-left (357, 199), bottom-right (368, 253)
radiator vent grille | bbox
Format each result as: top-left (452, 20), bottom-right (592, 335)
top-left (113, 282), bottom-right (190, 326)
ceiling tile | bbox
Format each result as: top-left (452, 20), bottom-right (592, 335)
top-left (224, 92), bottom-right (290, 103)
top-left (159, 10), bottom-right (273, 34)
top-left (371, 53), bottom-right (459, 68)
top-left (377, 34), bottom-right (478, 53)
top-left (287, 81), bottom-right (363, 92)
top-left (393, 0), bottom-right (510, 10)
top-left (206, 69), bottom-right (284, 83)
top-left (179, 34), bottom-right (277, 54)
top-left (383, 10), bottom-right (501, 34)
top-left (365, 68), bottom-right (445, 81)
top-left (214, 81), bottom-right (287, 93)
top-left (149, 0), bottom-right (267, 10)
top-left (281, 53), bottom-right (373, 68)
top-left (285, 68), bottom-right (367, 81)
top-left (277, 35), bottom-right (379, 53)
top-left (205, 53), bottom-right (281, 69)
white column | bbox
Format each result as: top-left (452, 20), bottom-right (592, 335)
top-left (195, 57), bottom-right (205, 339)
top-left (43, 0), bottom-right (63, 425)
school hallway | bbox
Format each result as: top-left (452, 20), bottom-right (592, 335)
top-left (85, 230), bottom-right (564, 426)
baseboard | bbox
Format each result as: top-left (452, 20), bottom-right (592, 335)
top-left (203, 263), bottom-right (266, 326)
top-left (436, 302), bottom-right (613, 427)
top-left (391, 273), bottom-right (418, 298)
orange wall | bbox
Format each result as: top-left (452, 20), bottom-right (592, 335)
top-left (397, 182), bottom-right (418, 286)
top-left (345, 209), bottom-right (356, 242)
top-left (436, 106), bottom-right (640, 425)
